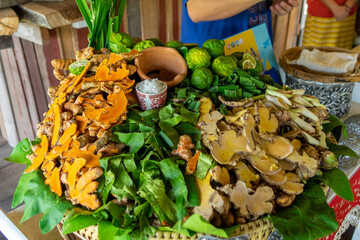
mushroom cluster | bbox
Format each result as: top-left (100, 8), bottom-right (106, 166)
top-left (195, 88), bottom-right (336, 227)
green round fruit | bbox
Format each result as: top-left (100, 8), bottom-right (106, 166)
top-left (133, 40), bottom-right (156, 52)
top-left (211, 55), bottom-right (238, 78)
top-left (165, 40), bottom-right (184, 49)
top-left (68, 59), bottom-right (90, 75)
top-left (191, 68), bottom-right (213, 90)
top-left (120, 32), bottom-right (136, 48)
top-left (185, 47), bottom-right (211, 71)
top-left (242, 53), bottom-right (257, 66)
top-left (202, 39), bottom-right (225, 58)
top-left (247, 60), bottom-right (263, 76)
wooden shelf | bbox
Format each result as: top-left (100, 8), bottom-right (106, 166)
top-left (16, 0), bottom-right (83, 29)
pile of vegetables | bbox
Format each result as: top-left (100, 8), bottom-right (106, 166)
top-left (5, 42), bottom-right (358, 239)
top-left (4, 1), bottom-right (360, 239)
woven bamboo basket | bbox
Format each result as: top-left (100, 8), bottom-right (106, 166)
top-left (279, 45), bottom-right (360, 83)
top-left (58, 218), bottom-right (274, 240)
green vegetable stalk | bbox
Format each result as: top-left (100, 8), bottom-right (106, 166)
top-left (75, 0), bottom-right (128, 50)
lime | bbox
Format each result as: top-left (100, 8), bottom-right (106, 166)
top-left (247, 60), bottom-right (263, 76)
top-left (69, 59), bottom-right (90, 75)
top-left (191, 68), bottom-right (213, 90)
top-left (242, 53), bottom-right (257, 67)
top-left (239, 59), bottom-right (256, 69)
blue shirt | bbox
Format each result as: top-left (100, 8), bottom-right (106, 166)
top-left (180, 0), bottom-right (273, 45)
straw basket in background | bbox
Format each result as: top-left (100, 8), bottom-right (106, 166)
top-left (279, 46), bottom-right (360, 118)
top-left (58, 218), bottom-right (274, 240)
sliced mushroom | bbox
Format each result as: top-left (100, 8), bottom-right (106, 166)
top-left (220, 180), bottom-right (275, 219)
top-left (210, 166), bottom-right (230, 186)
top-left (261, 136), bottom-right (294, 159)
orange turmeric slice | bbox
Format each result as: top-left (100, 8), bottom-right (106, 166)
top-left (186, 150), bottom-right (201, 175)
top-left (25, 135), bottom-right (49, 173)
top-left (95, 56), bottom-right (129, 81)
top-left (66, 61), bottom-right (93, 94)
top-left (49, 167), bottom-right (62, 196)
top-left (97, 90), bottom-right (127, 124)
top-left (62, 140), bottom-right (100, 168)
top-left (51, 104), bottom-right (61, 147)
top-left (58, 123), bottom-right (77, 145)
top-left (66, 158), bottom-right (86, 191)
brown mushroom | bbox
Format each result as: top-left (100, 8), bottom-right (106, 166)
top-left (193, 173), bottom-right (230, 221)
top-left (210, 130), bottom-right (248, 164)
top-left (231, 161), bottom-right (259, 188)
top-left (219, 180), bottom-right (275, 219)
top-left (210, 166), bottom-right (230, 186)
top-left (258, 107), bottom-right (278, 134)
top-left (261, 136), bottom-right (294, 159)
top-left (246, 152), bottom-right (281, 175)
top-left (276, 192), bottom-right (296, 207)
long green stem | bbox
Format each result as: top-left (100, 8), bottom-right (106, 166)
top-left (75, 0), bottom-right (92, 34)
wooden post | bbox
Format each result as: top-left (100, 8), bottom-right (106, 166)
top-left (0, 53), bottom-right (19, 147)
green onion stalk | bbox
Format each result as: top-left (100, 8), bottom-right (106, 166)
top-left (75, 0), bottom-right (127, 50)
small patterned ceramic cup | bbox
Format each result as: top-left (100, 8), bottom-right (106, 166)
top-left (135, 80), bottom-right (168, 110)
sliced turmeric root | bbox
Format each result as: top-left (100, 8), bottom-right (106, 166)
top-left (25, 135), bottom-right (49, 173)
top-left (49, 167), bottom-right (62, 196)
top-left (186, 150), bottom-right (201, 175)
top-left (58, 123), bottom-right (77, 145)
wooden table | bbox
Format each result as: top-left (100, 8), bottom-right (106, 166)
top-left (0, 206), bottom-right (64, 240)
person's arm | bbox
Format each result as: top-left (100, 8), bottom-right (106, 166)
top-left (270, 0), bottom-right (299, 16)
top-left (320, 0), bottom-right (349, 21)
top-left (344, 0), bottom-right (358, 10)
top-left (186, 0), bottom-right (263, 23)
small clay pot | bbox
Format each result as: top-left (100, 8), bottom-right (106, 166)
top-left (134, 47), bottom-right (188, 88)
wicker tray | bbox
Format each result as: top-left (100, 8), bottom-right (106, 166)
top-left (58, 218), bottom-right (274, 240)
top-left (279, 46), bottom-right (360, 83)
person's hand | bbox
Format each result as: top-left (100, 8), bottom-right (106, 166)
top-left (270, 0), bottom-right (299, 16)
top-left (332, 5), bottom-right (350, 21)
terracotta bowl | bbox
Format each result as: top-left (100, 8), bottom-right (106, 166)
top-left (134, 46), bottom-right (188, 88)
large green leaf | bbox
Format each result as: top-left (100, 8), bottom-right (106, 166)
top-left (184, 175), bottom-right (200, 207)
top-left (98, 221), bottom-right (119, 240)
top-left (12, 171), bottom-right (36, 208)
top-left (180, 107), bottom-right (200, 125)
top-left (40, 197), bottom-right (73, 233)
top-left (327, 141), bottom-right (359, 158)
top-left (159, 104), bottom-right (175, 121)
top-left (138, 178), bottom-right (178, 224)
top-left (183, 214), bottom-right (238, 238)
top-left (158, 220), bottom-right (191, 237)
top-left (62, 209), bottom-right (98, 235)
top-left (159, 158), bottom-right (188, 219)
top-left (271, 181), bottom-right (338, 240)
top-left (21, 171), bottom-right (57, 223)
top-left (115, 132), bottom-right (149, 153)
top-left (322, 114), bottom-right (347, 138)
top-left (313, 168), bottom-right (354, 201)
top-left (5, 138), bottom-right (32, 164)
